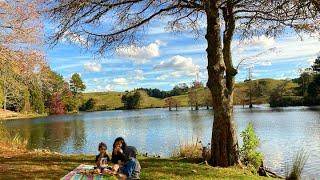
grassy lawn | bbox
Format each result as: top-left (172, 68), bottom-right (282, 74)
top-left (0, 151), bottom-right (272, 180)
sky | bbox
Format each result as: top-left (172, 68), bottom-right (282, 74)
top-left (45, 20), bottom-right (320, 92)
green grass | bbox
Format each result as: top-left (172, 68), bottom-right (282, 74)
top-left (82, 91), bottom-right (125, 110)
top-left (0, 152), bottom-right (273, 179)
top-left (138, 91), bottom-right (166, 108)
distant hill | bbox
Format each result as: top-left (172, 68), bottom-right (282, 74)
top-left (82, 90), bottom-right (166, 111)
top-left (82, 78), bottom-right (299, 111)
top-left (234, 78), bottom-right (298, 105)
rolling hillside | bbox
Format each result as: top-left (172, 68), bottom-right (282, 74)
top-left (82, 79), bottom-right (299, 111)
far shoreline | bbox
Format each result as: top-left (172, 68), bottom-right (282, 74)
top-left (2, 104), bottom-right (320, 121)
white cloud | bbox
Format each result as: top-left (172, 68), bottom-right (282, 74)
top-left (240, 35), bottom-right (275, 48)
top-left (155, 55), bottom-right (199, 72)
top-left (154, 55), bottom-right (200, 80)
top-left (156, 74), bottom-right (169, 80)
top-left (131, 70), bottom-right (145, 81)
top-left (62, 30), bottom-right (87, 46)
top-left (83, 62), bottom-right (102, 72)
top-left (112, 77), bottom-right (129, 85)
top-left (94, 84), bottom-right (113, 92)
top-left (307, 57), bottom-right (316, 65)
top-left (104, 85), bottom-right (113, 91)
top-left (116, 40), bottom-right (164, 64)
top-left (259, 61), bottom-right (272, 66)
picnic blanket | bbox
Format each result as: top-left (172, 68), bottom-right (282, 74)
top-left (60, 164), bottom-right (116, 180)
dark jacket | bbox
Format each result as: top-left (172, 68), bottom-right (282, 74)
top-left (95, 153), bottom-right (111, 165)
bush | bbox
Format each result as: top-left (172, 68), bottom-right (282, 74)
top-left (270, 96), bottom-right (304, 107)
top-left (172, 141), bottom-right (202, 161)
top-left (286, 150), bottom-right (309, 180)
top-left (304, 96), bottom-right (320, 106)
top-left (121, 91), bottom-right (141, 109)
top-left (64, 96), bottom-right (79, 112)
top-left (240, 122), bottom-right (263, 170)
top-left (171, 139), bottom-right (210, 162)
top-left (80, 98), bottom-right (96, 111)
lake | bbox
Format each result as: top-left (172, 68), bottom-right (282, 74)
top-left (2, 105), bottom-right (320, 178)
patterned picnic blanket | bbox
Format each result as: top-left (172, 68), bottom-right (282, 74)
top-left (60, 164), bottom-right (116, 180)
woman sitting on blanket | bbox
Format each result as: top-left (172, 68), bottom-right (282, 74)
top-left (110, 137), bottom-right (141, 179)
top-left (111, 137), bottom-right (127, 165)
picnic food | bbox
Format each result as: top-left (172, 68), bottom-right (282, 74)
top-left (79, 169), bottom-right (100, 175)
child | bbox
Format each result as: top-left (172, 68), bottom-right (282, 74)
top-left (94, 142), bottom-right (111, 174)
top-left (117, 146), bottom-right (141, 179)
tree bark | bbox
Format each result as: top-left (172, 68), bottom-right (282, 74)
top-left (205, 0), bottom-right (239, 167)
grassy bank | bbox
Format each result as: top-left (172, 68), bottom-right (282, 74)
top-left (0, 151), bottom-right (272, 179)
top-left (0, 109), bottom-right (46, 121)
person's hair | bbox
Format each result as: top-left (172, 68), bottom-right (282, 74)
top-left (113, 137), bottom-right (127, 151)
top-left (98, 142), bottom-right (107, 150)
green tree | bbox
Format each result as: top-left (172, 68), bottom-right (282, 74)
top-left (63, 95), bottom-right (80, 112)
top-left (240, 122), bottom-right (263, 170)
top-left (311, 56), bottom-right (320, 73)
top-left (121, 91), bottom-right (141, 110)
top-left (269, 80), bottom-right (291, 107)
top-left (306, 74), bottom-right (320, 99)
top-left (80, 98), bottom-right (96, 111)
top-left (296, 71), bottom-right (313, 96)
top-left (69, 73), bottom-right (86, 96)
top-left (188, 88), bottom-right (199, 110)
top-left (48, 0), bottom-right (319, 167)
top-left (29, 84), bottom-right (45, 114)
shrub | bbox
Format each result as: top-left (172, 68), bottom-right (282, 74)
top-left (240, 122), bottom-right (263, 170)
top-left (80, 98), bottom-right (96, 111)
top-left (270, 96), bottom-right (304, 107)
top-left (95, 105), bottom-right (108, 111)
top-left (171, 139), bottom-right (210, 162)
top-left (121, 91), bottom-right (141, 109)
top-left (172, 143), bottom-right (202, 160)
top-left (286, 150), bottom-right (309, 180)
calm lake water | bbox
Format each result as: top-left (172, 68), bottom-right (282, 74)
top-left (2, 105), bottom-right (320, 178)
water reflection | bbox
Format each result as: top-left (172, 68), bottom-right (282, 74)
top-left (2, 106), bottom-right (320, 178)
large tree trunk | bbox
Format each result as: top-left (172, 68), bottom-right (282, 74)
top-left (205, 1), bottom-right (239, 167)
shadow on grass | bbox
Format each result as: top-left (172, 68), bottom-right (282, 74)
top-left (0, 153), bottom-right (94, 179)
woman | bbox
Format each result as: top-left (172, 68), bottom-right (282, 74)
top-left (111, 137), bottom-right (127, 164)
top-left (110, 138), bottom-right (140, 179)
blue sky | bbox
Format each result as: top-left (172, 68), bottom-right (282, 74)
top-left (45, 20), bottom-right (320, 92)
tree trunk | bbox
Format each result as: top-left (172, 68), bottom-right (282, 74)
top-left (249, 80), bottom-right (253, 108)
top-left (205, 0), bottom-right (239, 167)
